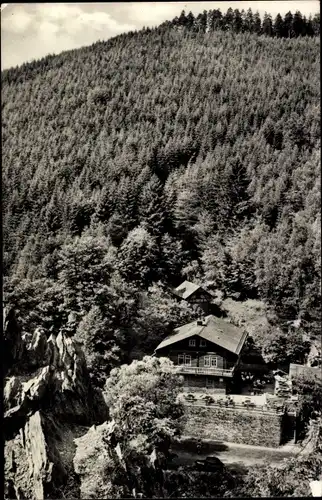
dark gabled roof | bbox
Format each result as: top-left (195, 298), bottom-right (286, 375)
top-left (155, 315), bottom-right (247, 355)
top-left (173, 280), bottom-right (209, 300)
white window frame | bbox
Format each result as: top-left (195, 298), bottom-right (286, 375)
top-left (204, 356), bottom-right (210, 367)
top-left (178, 354), bottom-right (185, 365)
top-left (185, 355), bottom-right (191, 366)
top-left (200, 339), bottom-right (206, 347)
top-left (189, 339), bottom-right (196, 347)
top-left (211, 357), bottom-right (218, 367)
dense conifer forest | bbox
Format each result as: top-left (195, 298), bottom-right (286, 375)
top-left (2, 8), bottom-right (321, 383)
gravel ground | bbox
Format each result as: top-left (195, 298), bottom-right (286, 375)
top-left (172, 439), bottom-right (299, 473)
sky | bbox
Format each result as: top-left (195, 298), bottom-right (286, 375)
top-left (1, 2), bottom-right (320, 70)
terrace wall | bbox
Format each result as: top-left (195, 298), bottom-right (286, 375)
top-left (183, 405), bottom-right (283, 447)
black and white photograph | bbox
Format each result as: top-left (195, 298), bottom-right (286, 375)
top-left (2, 1), bottom-right (321, 498)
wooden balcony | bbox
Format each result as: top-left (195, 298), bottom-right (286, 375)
top-left (176, 365), bottom-right (234, 377)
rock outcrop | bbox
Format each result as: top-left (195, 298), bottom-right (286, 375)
top-left (3, 307), bottom-right (24, 377)
top-left (73, 421), bottom-right (117, 499)
top-left (4, 307), bottom-right (108, 499)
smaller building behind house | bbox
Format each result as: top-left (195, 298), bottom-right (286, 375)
top-left (172, 280), bottom-right (222, 316)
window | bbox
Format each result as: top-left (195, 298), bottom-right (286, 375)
top-left (189, 339), bottom-right (196, 347)
top-left (204, 356), bottom-right (217, 367)
top-left (185, 355), bottom-right (191, 366)
top-left (178, 354), bottom-right (191, 366)
top-left (200, 339), bottom-right (206, 347)
top-left (178, 355), bottom-right (184, 365)
top-left (206, 377), bottom-right (215, 388)
top-left (211, 357), bottom-right (218, 367)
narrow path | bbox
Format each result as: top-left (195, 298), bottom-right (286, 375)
top-left (179, 436), bottom-right (301, 453)
top-left (214, 440), bottom-right (299, 453)
top-left (172, 438), bottom-right (301, 470)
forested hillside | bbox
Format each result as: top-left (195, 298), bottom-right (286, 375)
top-left (2, 9), bottom-right (320, 383)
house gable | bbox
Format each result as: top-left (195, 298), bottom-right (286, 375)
top-left (187, 288), bottom-right (213, 304)
top-left (155, 315), bottom-right (247, 356)
top-left (173, 280), bottom-right (213, 301)
top-left (156, 334), bottom-right (238, 364)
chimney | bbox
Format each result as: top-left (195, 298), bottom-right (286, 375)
top-left (197, 316), bottom-right (206, 326)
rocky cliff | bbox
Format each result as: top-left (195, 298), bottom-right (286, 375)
top-left (4, 307), bottom-right (108, 499)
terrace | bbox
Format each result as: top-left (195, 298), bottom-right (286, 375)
top-left (178, 392), bottom-right (298, 416)
top-left (176, 365), bottom-right (234, 377)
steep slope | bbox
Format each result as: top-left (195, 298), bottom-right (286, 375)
top-left (2, 11), bottom-right (321, 499)
top-left (2, 16), bottom-right (320, 377)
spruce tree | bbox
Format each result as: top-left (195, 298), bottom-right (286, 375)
top-left (262, 13), bottom-right (273, 36)
top-left (292, 10), bottom-right (305, 37)
top-left (138, 174), bottom-right (165, 238)
top-left (253, 11), bottom-right (262, 34)
top-left (245, 8), bottom-right (254, 32)
top-left (273, 13), bottom-right (284, 37)
top-left (284, 11), bottom-right (294, 38)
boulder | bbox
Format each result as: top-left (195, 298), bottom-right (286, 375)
top-left (26, 328), bottom-right (50, 368)
top-left (4, 411), bottom-right (68, 500)
top-left (73, 421), bottom-right (119, 499)
top-left (4, 377), bottom-right (23, 412)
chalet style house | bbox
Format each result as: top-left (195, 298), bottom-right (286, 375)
top-left (172, 280), bottom-right (214, 314)
top-left (154, 315), bottom-right (248, 394)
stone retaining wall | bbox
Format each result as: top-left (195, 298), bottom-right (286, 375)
top-left (184, 405), bottom-right (283, 447)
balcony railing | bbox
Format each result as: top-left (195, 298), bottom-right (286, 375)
top-left (176, 365), bottom-right (234, 377)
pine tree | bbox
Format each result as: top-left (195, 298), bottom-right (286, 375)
top-left (195, 10), bottom-right (208, 33)
top-left (159, 233), bottom-right (185, 283)
top-left (178, 10), bottom-right (188, 27)
top-left (44, 185), bottom-right (64, 234)
top-left (262, 13), bottom-right (273, 36)
top-left (208, 9), bottom-right (222, 31)
top-left (223, 7), bottom-right (234, 31)
top-left (107, 212), bottom-right (129, 247)
top-left (253, 11), bottom-right (262, 34)
top-left (174, 187), bottom-right (199, 233)
top-left (68, 191), bottom-right (94, 236)
top-left (138, 174), bottom-right (165, 238)
top-left (312, 13), bottom-right (320, 36)
top-left (233, 9), bottom-right (243, 33)
top-left (292, 11), bottom-right (305, 37)
top-left (273, 13), bottom-right (284, 37)
top-left (306, 16), bottom-right (315, 36)
top-left (115, 175), bottom-right (138, 229)
top-left (244, 8), bottom-right (254, 32)
top-left (284, 11), bottom-right (294, 38)
top-left (94, 181), bottom-right (118, 223)
top-left (186, 11), bottom-right (195, 30)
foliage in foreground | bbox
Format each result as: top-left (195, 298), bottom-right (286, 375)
top-left (226, 452), bottom-right (322, 497)
top-left (75, 356), bottom-right (185, 498)
top-left (226, 373), bottom-right (322, 498)
top-left (165, 467), bottom-right (236, 498)
top-left (292, 371), bottom-right (322, 435)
